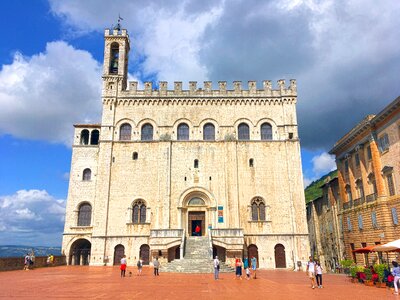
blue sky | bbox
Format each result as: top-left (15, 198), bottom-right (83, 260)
top-left (0, 0), bottom-right (399, 247)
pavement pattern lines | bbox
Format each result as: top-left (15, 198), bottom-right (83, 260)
top-left (0, 266), bottom-right (397, 299)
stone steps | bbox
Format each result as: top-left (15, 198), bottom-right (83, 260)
top-left (161, 236), bottom-right (234, 273)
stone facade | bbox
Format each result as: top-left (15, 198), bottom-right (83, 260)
top-left (306, 177), bottom-right (345, 272)
top-left (62, 28), bottom-right (310, 270)
top-left (329, 96), bottom-right (400, 265)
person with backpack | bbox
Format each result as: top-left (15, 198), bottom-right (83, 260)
top-left (137, 257), bottom-right (143, 276)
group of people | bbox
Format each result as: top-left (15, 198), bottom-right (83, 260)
top-left (119, 256), bottom-right (155, 278)
top-left (306, 256), bottom-right (323, 289)
top-left (23, 252), bottom-right (35, 270)
top-left (213, 255), bottom-right (257, 280)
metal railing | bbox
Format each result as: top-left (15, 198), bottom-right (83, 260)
top-left (353, 196), bottom-right (365, 207)
top-left (343, 200), bottom-right (353, 210)
top-left (366, 193), bottom-right (377, 203)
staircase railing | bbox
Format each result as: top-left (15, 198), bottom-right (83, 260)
top-left (180, 229), bottom-right (185, 259)
top-left (207, 228), bottom-right (213, 259)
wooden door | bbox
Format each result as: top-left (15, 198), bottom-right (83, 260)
top-left (248, 244), bottom-right (259, 267)
top-left (113, 244), bottom-right (125, 265)
top-left (274, 244), bottom-right (286, 268)
top-left (140, 244), bottom-right (150, 265)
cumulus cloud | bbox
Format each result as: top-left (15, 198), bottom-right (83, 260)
top-left (48, 0), bottom-right (400, 149)
top-left (311, 152), bottom-right (336, 175)
top-left (0, 41), bottom-right (102, 145)
top-left (0, 190), bottom-right (66, 246)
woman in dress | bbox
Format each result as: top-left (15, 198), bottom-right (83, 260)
top-left (120, 255), bottom-right (127, 278)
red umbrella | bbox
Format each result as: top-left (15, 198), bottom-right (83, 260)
top-left (352, 245), bottom-right (376, 253)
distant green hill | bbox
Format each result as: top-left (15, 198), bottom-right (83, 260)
top-left (304, 170), bottom-right (337, 203)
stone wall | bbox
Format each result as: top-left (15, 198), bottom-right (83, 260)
top-left (0, 256), bottom-right (66, 272)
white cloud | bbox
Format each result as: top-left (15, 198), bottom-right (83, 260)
top-left (0, 190), bottom-right (66, 246)
top-left (0, 41), bottom-right (102, 145)
top-left (311, 152), bottom-right (336, 176)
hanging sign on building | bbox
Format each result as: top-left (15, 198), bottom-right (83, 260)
top-left (218, 206), bottom-right (224, 223)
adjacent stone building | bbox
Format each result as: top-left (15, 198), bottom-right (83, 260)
top-left (62, 27), bottom-right (310, 269)
top-left (329, 96), bottom-right (400, 265)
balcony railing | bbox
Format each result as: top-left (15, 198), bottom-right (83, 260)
top-left (366, 193), bottom-right (377, 203)
top-left (343, 200), bottom-right (353, 210)
top-left (353, 197), bottom-right (365, 207)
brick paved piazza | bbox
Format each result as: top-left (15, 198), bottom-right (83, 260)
top-left (0, 266), bottom-right (398, 299)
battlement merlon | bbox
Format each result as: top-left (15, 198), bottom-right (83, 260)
top-left (103, 79), bottom-right (297, 97)
top-left (105, 28), bottom-right (129, 38)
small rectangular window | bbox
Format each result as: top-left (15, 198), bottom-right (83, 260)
top-left (367, 146), bottom-right (372, 160)
top-left (371, 212), bottom-right (378, 228)
top-left (355, 153), bottom-right (360, 167)
top-left (387, 174), bottom-right (395, 196)
top-left (358, 215), bottom-right (363, 230)
top-left (378, 134), bottom-right (390, 152)
top-left (347, 216), bottom-right (352, 231)
top-left (345, 160), bottom-right (349, 173)
top-left (392, 208), bottom-right (398, 225)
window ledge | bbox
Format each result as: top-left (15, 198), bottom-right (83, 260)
top-left (248, 220), bottom-right (271, 223)
top-left (126, 222), bottom-right (151, 225)
top-left (70, 226), bottom-right (93, 229)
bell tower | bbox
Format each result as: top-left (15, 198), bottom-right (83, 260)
top-left (102, 26), bottom-right (130, 93)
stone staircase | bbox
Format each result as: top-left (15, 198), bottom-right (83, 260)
top-left (161, 236), bottom-right (234, 273)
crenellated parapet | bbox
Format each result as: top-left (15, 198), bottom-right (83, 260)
top-left (112, 79), bottom-right (297, 98)
top-left (104, 28), bottom-right (129, 38)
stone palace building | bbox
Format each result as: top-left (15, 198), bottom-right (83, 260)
top-left (62, 27), bottom-right (310, 270)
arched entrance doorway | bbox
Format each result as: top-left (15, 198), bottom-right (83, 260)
top-left (274, 244), bottom-right (286, 268)
top-left (140, 244), bottom-right (150, 265)
top-left (248, 244), bottom-right (259, 267)
top-left (113, 244), bottom-right (125, 265)
top-left (69, 239), bottom-right (91, 265)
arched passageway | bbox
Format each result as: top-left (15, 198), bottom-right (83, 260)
top-left (69, 239), bottom-right (91, 265)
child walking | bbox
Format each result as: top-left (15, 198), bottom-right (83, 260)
top-left (316, 261), bottom-right (323, 288)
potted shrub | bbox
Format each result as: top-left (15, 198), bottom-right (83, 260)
top-left (363, 267), bottom-right (374, 286)
top-left (356, 266), bottom-right (366, 283)
top-left (350, 266), bottom-right (358, 283)
top-left (374, 264), bottom-right (388, 288)
top-left (340, 259), bottom-right (354, 275)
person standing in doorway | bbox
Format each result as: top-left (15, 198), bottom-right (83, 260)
top-left (316, 261), bottom-right (323, 288)
top-left (213, 256), bottom-right (220, 280)
top-left (306, 256), bottom-right (316, 289)
top-left (120, 255), bottom-right (127, 278)
top-left (195, 225), bottom-right (201, 236)
top-left (153, 257), bottom-right (160, 276)
top-left (251, 256), bottom-right (257, 279)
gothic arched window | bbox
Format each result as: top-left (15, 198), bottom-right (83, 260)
top-left (251, 197), bottom-right (266, 221)
top-left (83, 168), bottom-right (91, 181)
top-left (90, 130), bottom-right (99, 145)
top-left (77, 203), bottom-right (92, 226)
top-left (203, 123), bottom-right (215, 141)
top-left (261, 123), bottom-right (273, 140)
top-left (120, 123), bottom-right (132, 141)
top-left (141, 123), bottom-right (154, 141)
top-left (80, 129), bottom-right (89, 145)
top-left (132, 200), bottom-right (146, 223)
top-left (109, 43), bottom-right (119, 74)
top-left (238, 123), bottom-right (250, 140)
top-left (177, 123), bottom-right (189, 140)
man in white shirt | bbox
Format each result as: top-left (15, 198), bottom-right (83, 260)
top-left (306, 256), bottom-right (316, 289)
top-left (214, 256), bottom-right (220, 280)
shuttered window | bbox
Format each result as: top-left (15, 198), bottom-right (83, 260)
top-left (358, 215), bottom-right (363, 230)
top-left (371, 212), bottom-right (378, 228)
top-left (392, 208), bottom-right (398, 225)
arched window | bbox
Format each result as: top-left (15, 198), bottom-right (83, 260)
top-left (83, 168), bottom-right (91, 181)
top-left (345, 185), bottom-right (352, 202)
top-left (261, 123), bottom-right (272, 140)
top-left (177, 123), bottom-right (189, 140)
top-left (77, 203), bottom-right (92, 226)
top-left (238, 123), bottom-right (250, 140)
top-left (132, 199), bottom-right (146, 223)
top-left (251, 197), bottom-right (266, 221)
top-left (90, 130), bottom-right (99, 145)
top-left (120, 123), bottom-right (132, 141)
top-left (80, 129), bottom-right (89, 145)
top-left (132, 152), bottom-right (138, 160)
top-left (203, 123), bottom-right (215, 141)
top-left (188, 197), bottom-right (205, 206)
top-left (109, 43), bottom-right (119, 74)
top-left (141, 123), bottom-right (153, 141)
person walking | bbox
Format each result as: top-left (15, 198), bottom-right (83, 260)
top-left (120, 255), bottom-right (127, 278)
top-left (137, 257), bottom-right (143, 276)
top-left (306, 256), bottom-right (317, 289)
top-left (29, 251), bottom-right (35, 269)
top-left (392, 261), bottom-right (400, 295)
top-left (153, 257), bottom-right (160, 276)
top-left (235, 257), bottom-right (243, 280)
top-left (316, 261), bottom-right (323, 288)
top-left (251, 256), bottom-right (257, 279)
top-left (213, 256), bottom-right (220, 280)
top-left (23, 253), bottom-right (30, 270)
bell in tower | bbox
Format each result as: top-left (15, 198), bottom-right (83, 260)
top-left (109, 43), bottom-right (119, 74)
